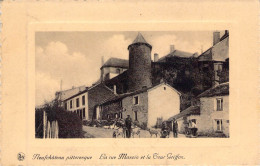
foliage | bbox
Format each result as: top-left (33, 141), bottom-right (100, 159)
top-left (35, 99), bottom-right (83, 138)
top-left (35, 109), bottom-right (44, 138)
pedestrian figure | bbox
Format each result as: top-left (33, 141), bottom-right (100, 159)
top-left (161, 121), bottom-right (170, 138)
top-left (190, 120), bottom-right (197, 137)
top-left (125, 115), bottom-right (132, 138)
top-left (172, 118), bottom-right (178, 138)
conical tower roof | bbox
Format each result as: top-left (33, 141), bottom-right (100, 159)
top-left (128, 32), bottom-right (152, 49)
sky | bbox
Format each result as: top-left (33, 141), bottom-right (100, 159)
top-left (35, 31), bottom-right (225, 106)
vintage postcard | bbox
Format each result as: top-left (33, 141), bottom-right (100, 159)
top-left (1, 0), bottom-right (259, 165)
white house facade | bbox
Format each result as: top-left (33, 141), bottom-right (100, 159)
top-left (64, 90), bottom-right (89, 120)
top-left (147, 83), bottom-right (181, 127)
top-left (197, 82), bottom-right (229, 137)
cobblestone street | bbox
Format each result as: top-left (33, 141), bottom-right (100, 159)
top-left (83, 126), bottom-right (186, 138)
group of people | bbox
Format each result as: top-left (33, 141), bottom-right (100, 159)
top-left (161, 118), bottom-right (179, 138)
top-left (115, 115), bottom-right (197, 138)
top-left (111, 115), bottom-right (132, 138)
top-left (125, 115), bottom-right (180, 138)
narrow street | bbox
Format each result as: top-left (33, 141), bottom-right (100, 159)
top-left (82, 125), bottom-right (187, 138)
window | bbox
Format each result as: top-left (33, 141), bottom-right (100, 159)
top-left (70, 100), bottom-right (73, 109)
top-left (218, 64), bottom-right (223, 71)
top-left (215, 119), bottom-right (223, 131)
top-left (83, 108), bottom-right (85, 118)
top-left (115, 113), bottom-right (118, 119)
top-left (82, 95), bottom-right (85, 106)
top-left (133, 96), bottom-right (139, 105)
top-left (65, 102), bottom-right (67, 110)
top-left (216, 98), bottom-right (223, 111)
top-left (80, 109), bottom-right (82, 119)
top-left (76, 98), bottom-right (79, 107)
top-left (119, 112), bottom-right (122, 118)
top-left (134, 111), bottom-right (138, 121)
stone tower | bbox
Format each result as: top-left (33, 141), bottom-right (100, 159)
top-left (128, 33), bottom-right (152, 92)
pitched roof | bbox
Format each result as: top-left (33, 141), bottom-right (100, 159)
top-left (98, 82), bottom-right (180, 106)
top-left (197, 31), bottom-right (229, 62)
top-left (158, 50), bottom-right (196, 62)
top-left (133, 32), bottom-right (148, 44)
top-left (197, 82), bottom-right (229, 98)
top-left (128, 32), bottom-right (152, 49)
top-left (197, 47), bottom-right (212, 61)
top-left (101, 58), bottom-right (129, 69)
top-left (64, 83), bottom-right (113, 101)
top-left (168, 105), bottom-right (200, 121)
top-left (99, 86), bottom-right (152, 106)
top-left (63, 88), bottom-right (89, 101)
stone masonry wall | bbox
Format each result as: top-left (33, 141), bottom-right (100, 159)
top-left (122, 92), bottom-right (148, 127)
top-left (88, 83), bottom-right (116, 120)
top-left (128, 44), bottom-right (152, 92)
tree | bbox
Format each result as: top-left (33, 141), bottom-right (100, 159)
top-left (35, 99), bottom-right (83, 138)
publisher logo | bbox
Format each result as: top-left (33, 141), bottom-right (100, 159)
top-left (17, 152), bottom-right (25, 161)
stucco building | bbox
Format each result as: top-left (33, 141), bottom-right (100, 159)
top-left (197, 82), bottom-right (229, 137)
top-left (168, 105), bottom-right (200, 134)
top-left (63, 83), bottom-right (116, 120)
top-left (197, 30), bottom-right (229, 87)
top-left (169, 82), bottom-right (229, 137)
top-left (96, 82), bottom-right (180, 128)
top-left (100, 57), bottom-right (128, 82)
top-left (64, 89), bottom-right (89, 120)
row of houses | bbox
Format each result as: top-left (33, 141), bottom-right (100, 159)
top-left (55, 31), bottom-right (229, 137)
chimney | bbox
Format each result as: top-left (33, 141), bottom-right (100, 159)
top-left (170, 45), bottom-right (175, 53)
top-left (113, 85), bottom-right (117, 94)
top-left (225, 30), bottom-right (229, 35)
top-left (213, 31), bottom-right (220, 45)
top-left (154, 53), bottom-right (159, 62)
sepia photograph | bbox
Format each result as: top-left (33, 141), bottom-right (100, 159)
top-left (1, 0), bottom-right (259, 165)
top-left (35, 31), bottom-right (229, 139)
